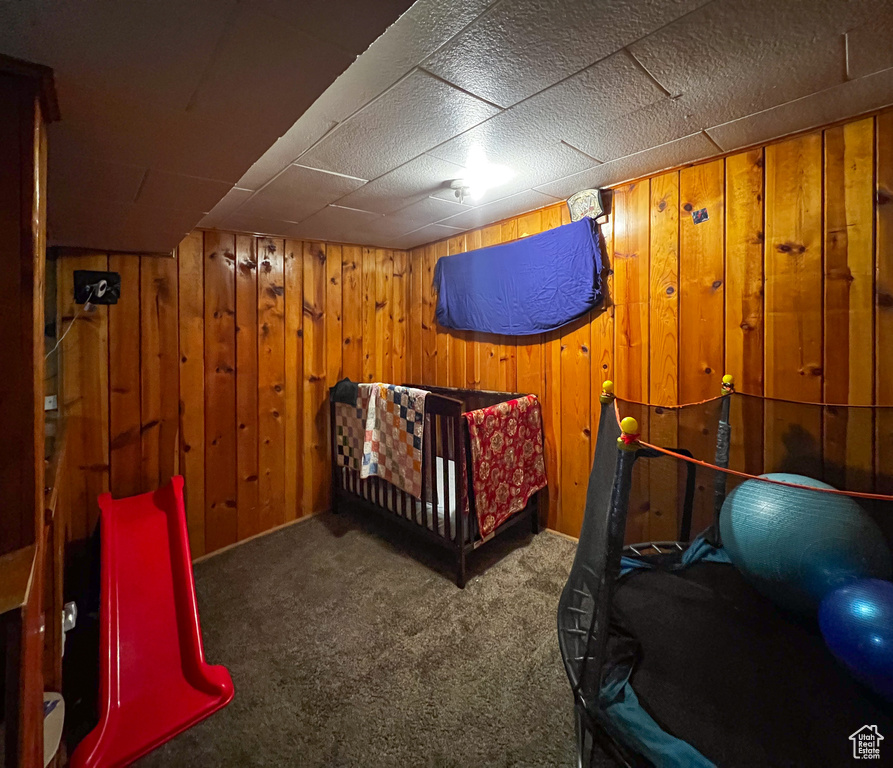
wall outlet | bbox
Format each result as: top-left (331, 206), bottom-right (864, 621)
top-left (44, 395), bottom-right (57, 411)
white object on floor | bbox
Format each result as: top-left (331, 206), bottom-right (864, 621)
top-left (43, 692), bottom-right (64, 767)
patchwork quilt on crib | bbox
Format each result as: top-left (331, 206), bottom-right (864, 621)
top-left (463, 394), bottom-right (547, 537)
top-left (334, 383), bottom-right (428, 499)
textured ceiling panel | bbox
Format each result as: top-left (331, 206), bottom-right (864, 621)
top-left (534, 132), bottom-right (717, 199)
top-left (298, 69), bottom-right (501, 180)
top-left (242, 0), bottom-right (415, 56)
top-left (847, 12), bottom-right (893, 80)
top-left (198, 188), bottom-right (254, 228)
top-left (384, 222), bottom-right (465, 251)
top-left (707, 68), bottom-right (893, 151)
top-left (236, 105), bottom-right (338, 190)
top-left (308, 0), bottom-right (498, 126)
top-left (333, 153), bottom-right (467, 214)
top-left (364, 196), bottom-right (466, 238)
top-left (428, 140), bottom-right (597, 205)
top-left (438, 188), bottom-right (559, 230)
top-left (423, 0), bottom-right (711, 108)
top-left (0, 0), bottom-right (408, 252)
top-left (47, 153), bottom-right (146, 206)
top-left (567, 36), bottom-right (845, 162)
top-left (0, 0), bottom-right (234, 111)
top-left (238, 165), bottom-right (367, 223)
top-left (136, 170), bottom-right (233, 214)
top-left (288, 205), bottom-right (383, 245)
top-left (629, 0), bottom-right (875, 96)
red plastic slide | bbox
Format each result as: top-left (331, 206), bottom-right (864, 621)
top-left (71, 477), bottom-right (234, 768)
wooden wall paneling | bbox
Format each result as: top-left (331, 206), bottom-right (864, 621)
top-left (446, 236), bottom-right (467, 389)
top-left (648, 171), bottom-right (680, 540)
top-left (203, 232), bottom-right (238, 552)
top-left (499, 218), bottom-right (519, 391)
top-left (177, 233), bottom-right (205, 555)
top-left (478, 225), bottom-right (502, 390)
top-left (341, 245), bottom-right (363, 382)
top-left (258, 238), bottom-right (286, 532)
top-left (108, 254), bottom-right (141, 499)
top-left (679, 160), bottom-right (725, 532)
top-left (326, 243), bottom-right (344, 386)
top-left (392, 248), bottom-right (407, 384)
top-left (464, 230), bottom-right (482, 389)
top-left (284, 239), bottom-right (304, 520)
top-left (303, 241), bottom-right (328, 514)
top-left (725, 149), bottom-right (765, 475)
top-left (558, 315), bottom-right (591, 536)
top-left (421, 245), bottom-right (438, 387)
top-left (362, 247), bottom-right (376, 383)
top-left (59, 251), bottom-right (110, 542)
top-left (374, 248), bottom-right (393, 383)
top-left (235, 235), bottom-right (259, 539)
top-left (433, 240), bottom-right (450, 387)
top-left (514, 212), bottom-right (542, 395)
top-left (143, 255), bottom-right (180, 491)
top-left (612, 182), bottom-right (650, 541)
top-left (407, 247), bottom-right (423, 384)
top-left (878, 112), bottom-right (893, 495)
top-left (823, 118), bottom-right (875, 491)
top-left (587, 208), bottom-right (614, 467)
top-left (764, 133), bottom-right (824, 477)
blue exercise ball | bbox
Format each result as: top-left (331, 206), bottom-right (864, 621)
top-left (820, 579), bottom-right (893, 701)
top-left (719, 473), bottom-right (892, 615)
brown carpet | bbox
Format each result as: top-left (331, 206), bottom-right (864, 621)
top-left (135, 508), bottom-right (611, 767)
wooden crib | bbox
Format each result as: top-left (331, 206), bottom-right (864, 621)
top-left (329, 385), bottom-right (542, 587)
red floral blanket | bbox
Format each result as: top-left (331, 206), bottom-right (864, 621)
top-left (463, 395), bottom-right (547, 538)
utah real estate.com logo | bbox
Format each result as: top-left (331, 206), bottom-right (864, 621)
top-left (850, 725), bottom-right (884, 760)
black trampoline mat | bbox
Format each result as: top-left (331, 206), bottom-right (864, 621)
top-left (612, 563), bottom-right (893, 768)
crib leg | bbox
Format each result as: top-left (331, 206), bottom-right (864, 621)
top-left (456, 548), bottom-right (466, 589)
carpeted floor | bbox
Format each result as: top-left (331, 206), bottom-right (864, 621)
top-left (135, 508), bottom-right (612, 767)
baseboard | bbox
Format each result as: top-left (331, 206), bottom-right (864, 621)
top-left (192, 510), bottom-right (325, 564)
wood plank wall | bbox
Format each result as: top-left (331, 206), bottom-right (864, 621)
top-left (58, 235), bottom-right (404, 557)
top-left (58, 108), bottom-right (892, 551)
top-left (408, 110), bottom-right (893, 538)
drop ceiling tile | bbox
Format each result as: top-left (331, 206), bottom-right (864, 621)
top-left (298, 69), bottom-right (501, 180)
top-left (333, 154), bottom-right (468, 214)
top-left (0, 0), bottom-right (235, 111)
top-left (534, 132), bottom-right (717, 199)
top-left (48, 79), bottom-right (275, 184)
top-left (288, 205), bottom-right (383, 245)
top-left (306, 0), bottom-right (498, 126)
top-left (438, 189), bottom-right (560, 231)
top-left (47, 154), bottom-right (146, 205)
top-left (238, 165), bottom-right (367, 224)
top-left (847, 11), bottom-right (893, 79)
top-left (136, 170), bottom-right (232, 213)
top-left (428, 138), bottom-right (599, 206)
top-left (628, 0), bottom-right (869, 97)
top-left (212, 213), bottom-right (307, 239)
top-left (241, 0), bottom-right (415, 56)
top-left (188, 6), bottom-right (354, 130)
top-left (385, 223), bottom-right (466, 250)
top-left (568, 36), bottom-right (846, 163)
top-left (198, 188), bottom-right (254, 227)
top-left (707, 68), bottom-right (893, 152)
top-left (423, 0), bottom-right (712, 108)
top-left (236, 105), bottom-right (338, 190)
top-left (365, 196), bottom-right (466, 239)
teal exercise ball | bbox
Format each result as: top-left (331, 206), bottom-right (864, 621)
top-left (719, 473), bottom-right (892, 615)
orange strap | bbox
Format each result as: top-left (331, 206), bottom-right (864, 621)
top-left (611, 399), bottom-right (893, 502)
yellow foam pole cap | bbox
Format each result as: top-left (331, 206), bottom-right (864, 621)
top-left (721, 373), bottom-right (735, 394)
top-left (620, 416), bottom-right (638, 434)
top-left (600, 379), bottom-right (615, 403)
top-left (618, 415), bottom-right (639, 450)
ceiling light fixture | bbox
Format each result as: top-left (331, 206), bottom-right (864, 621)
top-left (450, 145), bottom-right (514, 204)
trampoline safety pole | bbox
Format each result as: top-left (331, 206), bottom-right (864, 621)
top-left (710, 374), bottom-right (735, 546)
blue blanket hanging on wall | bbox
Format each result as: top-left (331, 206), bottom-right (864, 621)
top-left (433, 218), bottom-right (603, 336)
